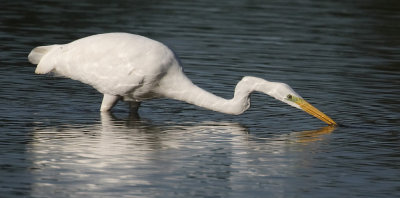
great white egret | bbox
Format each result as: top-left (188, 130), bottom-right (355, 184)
top-left (28, 33), bottom-right (336, 125)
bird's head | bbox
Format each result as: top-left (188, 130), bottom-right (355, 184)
top-left (255, 79), bottom-right (337, 126)
top-left (238, 76), bottom-right (337, 125)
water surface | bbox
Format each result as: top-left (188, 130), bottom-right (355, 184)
top-left (1, 0), bottom-right (399, 197)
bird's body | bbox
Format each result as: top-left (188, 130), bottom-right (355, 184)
top-left (32, 33), bottom-right (176, 100)
top-left (29, 33), bottom-right (336, 125)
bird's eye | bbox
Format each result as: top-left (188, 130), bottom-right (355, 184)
top-left (287, 94), bottom-right (293, 99)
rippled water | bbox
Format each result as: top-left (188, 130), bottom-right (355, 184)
top-left (1, 0), bottom-right (399, 197)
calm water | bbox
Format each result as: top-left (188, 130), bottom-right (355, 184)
top-left (1, 0), bottom-right (399, 197)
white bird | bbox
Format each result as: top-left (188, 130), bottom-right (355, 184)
top-left (28, 33), bottom-right (336, 125)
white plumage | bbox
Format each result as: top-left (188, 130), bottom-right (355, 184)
top-left (28, 33), bottom-right (336, 125)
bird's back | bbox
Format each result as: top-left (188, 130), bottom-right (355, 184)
top-left (30, 33), bottom-right (179, 96)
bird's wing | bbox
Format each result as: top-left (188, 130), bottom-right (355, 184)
top-left (51, 37), bottom-right (148, 95)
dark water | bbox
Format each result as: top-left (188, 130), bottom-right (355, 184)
top-left (1, 0), bottom-right (399, 197)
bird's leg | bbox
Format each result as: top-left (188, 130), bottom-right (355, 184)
top-left (128, 101), bottom-right (141, 119)
top-left (100, 94), bottom-right (120, 112)
top-left (129, 101), bottom-right (141, 112)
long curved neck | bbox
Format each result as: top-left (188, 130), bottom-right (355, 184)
top-left (157, 71), bottom-right (278, 115)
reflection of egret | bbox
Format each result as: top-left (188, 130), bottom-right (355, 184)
top-left (29, 33), bottom-right (335, 125)
top-left (29, 115), bottom-right (333, 196)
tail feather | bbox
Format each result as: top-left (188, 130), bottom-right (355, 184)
top-left (28, 45), bottom-right (59, 74)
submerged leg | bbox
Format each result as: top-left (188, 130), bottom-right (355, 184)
top-left (100, 94), bottom-right (120, 112)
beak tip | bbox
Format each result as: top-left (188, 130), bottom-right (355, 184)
top-left (328, 122), bottom-right (338, 127)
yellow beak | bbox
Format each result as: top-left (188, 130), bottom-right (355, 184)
top-left (287, 95), bottom-right (337, 126)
